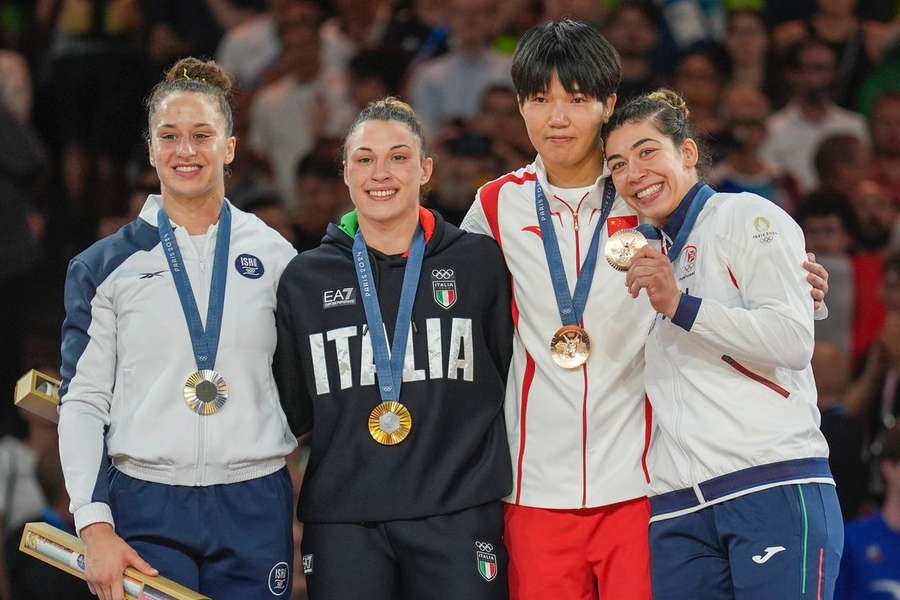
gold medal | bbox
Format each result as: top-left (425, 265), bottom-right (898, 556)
top-left (183, 370), bottom-right (229, 415)
top-left (550, 325), bottom-right (591, 369)
top-left (605, 229), bottom-right (648, 271)
top-left (368, 401), bottom-right (412, 445)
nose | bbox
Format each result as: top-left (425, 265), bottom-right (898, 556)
top-left (626, 158), bottom-right (646, 183)
top-left (548, 101), bottom-right (570, 127)
top-left (371, 157), bottom-right (391, 181)
top-left (176, 136), bottom-right (196, 157)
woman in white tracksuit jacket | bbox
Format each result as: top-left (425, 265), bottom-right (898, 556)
top-left (57, 58), bottom-right (297, 600)
top-left (603, 89), bottom-right (843, 600)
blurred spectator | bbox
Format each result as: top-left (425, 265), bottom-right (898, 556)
top-left (244, 191), bottom-right (296, 246)
top-left (672, 43), bottom-right (729, 161)
top-left (36, 0), bottom-right (144, 219)
top-left (408, 0), bottom-right (512, 136)
top-left (468, 84), bottom-right (533, 174)
top-left (762, 39), bottom-right (869, 193)
top-left (867, 91), bottom-right (900, 207)
top-left (725, 9), bottom-right (788, 109)
top-left (814, 342), bottom-right (868, 519)
top-left (249, 0), bottom-right (355, 207)
top-left (377, 0), bottom-right (449, 73)
top-left (96, 161), bottom-right (159, 238)
top-left (0, 52), bottom-right (46, 448)
top-left (774, 0), bottom-right (884, 109)
top-left (140, 0), bottom-right (266, 69)
top-left (603, 2), bottom-right (662, 104)
top-left (216, 0), bottom-right (301, 90)
top-left (292, 153), bottom-right (347, 251)
top-left (707, 84), bottom-right (801, 213)
top-left (853, 180), bottom-right (900, 254)
top-left (835, 425), bottom-right (900, 599)
top-left (4, 442), bottom-right (94, 600)
top-left (427, 131), bottom-right (499, 226)
top-left (815, 133), bottom-right (870, 199)
top-left (0, 407), bottom-right (57, 599)
top-left (858, 42), bottom-right (900, 118)
top-left (320, 0), bottom-right (391, 80)
top-left (796, 191), bottom-right (858, 354)
top-left (346, 51), bottom-right (394, 111)
top-left (542, 0), bottom-right (606, 26)
top-left (654, 0), bottom-right (727, 64)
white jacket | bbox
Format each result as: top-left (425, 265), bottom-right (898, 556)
top-left (645, 189), bottom-right (832, 521)
top-left (462, 158), bottom-right (655, 509)
top-left (59, 196), bottom-right (298, 533)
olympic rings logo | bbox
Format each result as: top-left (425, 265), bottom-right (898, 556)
top-left (431, 268), bottom-right (455, 280)
top-left (474, 541), bottom-right (494, 553)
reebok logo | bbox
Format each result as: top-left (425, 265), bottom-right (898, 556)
top-left (139, 270), bottom-right (166, 279)
top-left (752, 546), bottom-right (786, 564)
top-left (322, 288), bottom-right (355, 309)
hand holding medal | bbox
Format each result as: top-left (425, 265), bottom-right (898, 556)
top-left (624, 245), bottom-right (681, 318)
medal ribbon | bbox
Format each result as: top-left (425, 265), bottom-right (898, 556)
top-left (157, 203), bottom-right (231, 371)
top-left (634, 183), bottom-right (715, 263)
top-left (353, 228), bottom-right (426, 402)
top-left (535, 179), bottom-right (616, 327)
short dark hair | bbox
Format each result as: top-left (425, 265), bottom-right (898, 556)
top-left (814, 133), bottom-right (864, 180)
top-left (794, 189), bottom-right (858, 235)
top-left (511, 19), bottom-right (621, 103)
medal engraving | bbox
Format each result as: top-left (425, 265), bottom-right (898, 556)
top-left (605, 229), bottom-right (648, 271)
top-left (550, 325), bottom-right (591, 369)
top-left (369, 402), bottom-right (412, 445)
top-left (184, 370), bottom-right (229, 415)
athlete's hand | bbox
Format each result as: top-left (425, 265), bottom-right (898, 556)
top-left (804, 252), bottom-right (829, 310)
top-left (626, 246), bottom-right (681, 318)
top-left (81, 523), bottom-right (157, 600)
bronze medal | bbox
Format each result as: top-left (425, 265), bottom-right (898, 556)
top-left (368, 401), bottom-right (413, 445)
top-left (183, 370), bottom-right (229, 415)
top-left (550, 325), bottom-right (591, 369)
top-left (605, 229), bottom-right (648, 271)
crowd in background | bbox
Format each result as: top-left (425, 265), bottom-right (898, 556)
top-left (2, 0), bottom-right (900, 598)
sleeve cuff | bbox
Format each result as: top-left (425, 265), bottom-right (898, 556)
top-left (74, 502), bottom-right (114, 537)
top-left (814, 301), bottom-right (828, 321)
top-left (671, 293), bottom-right (702, 331)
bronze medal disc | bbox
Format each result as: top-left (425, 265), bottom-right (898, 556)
top-left (184, 370), bottom-right (229, 415)
top-left (550, 325), bottom-right (591, 369)
top-left (605, 229), bottom-right (648, 271)
top-left (368, 401), bottom-right (413, 445)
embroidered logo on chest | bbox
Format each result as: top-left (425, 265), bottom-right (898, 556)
top-left (678, 244), bottom-right (697, 280)
top-left (431, 268), bottom-right (457, 309)
top-left (234, 254), bottom-right (265, 279)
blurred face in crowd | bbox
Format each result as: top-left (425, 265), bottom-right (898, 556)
top-left (872, 95), bottom-right (900, 157)
top-left (0, 50), bottom-right (32, 124)
top-left (727, 12), bottom-right (768, 66)
top-left (790, 43), bottom-right (836, 102)
top-left (722, 85), bottom-right (770, 154)
top-left (149, 91), bottom-right (235, 205)
top-left (519, 72), bottom-right (613, 183)
top-left (343, 119), bottom-right (433, 226)
top-left (854, 180), bottom-right (895, 249)
top-left (605, 119), bottom-right (700, 225)
top-left (450, 0), bottom-right (496, 52)
top-left (801, 214), bottom-right (851, 257)
top-left (817, 0), bottom-right (856, 18)
top-left (605, 6), bottom-right (657, 58)
top-left (675, 53), bottom-right (722, 112)
top-left (296, 171), bottom-right (348, 223)
top-left (481, 87), bottom-right (532, 153)
top-left (350, 76), bottom-right (388, 111)
top-left (279, 2), bottom-right (321, 81)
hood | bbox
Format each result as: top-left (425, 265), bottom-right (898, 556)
top-left (324, 207), bottom-right (462, 261)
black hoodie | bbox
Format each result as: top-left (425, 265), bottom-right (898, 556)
top-left (274, 209), bottom-right (513, 523)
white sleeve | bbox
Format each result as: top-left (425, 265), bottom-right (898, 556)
top-left (672, 201), bottom-right (814, 371)
top-left (460, 191), bottom-right (493, 237)
top-left (58, 258), bottom-right (117, 534)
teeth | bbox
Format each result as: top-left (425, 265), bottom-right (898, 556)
top-left (636, 183), bottom-right (662, 199)
top-left (175, 166), bottom-right (200, 172)
top-left (368, 189), bottom-right (396, 198)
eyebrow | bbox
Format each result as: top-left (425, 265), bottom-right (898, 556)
top-left (606, 137), bottom-right (659, 163)
top-left (353, 144), bottom-right (413, 152)
top-left (158, 122), bottom-right (216, 129)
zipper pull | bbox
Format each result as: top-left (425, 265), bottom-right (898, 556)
top-left (573, 214), bottom-right (580, 232)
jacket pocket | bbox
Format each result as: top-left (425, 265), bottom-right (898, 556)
top-left (721, 355), bottom-right (790, 398)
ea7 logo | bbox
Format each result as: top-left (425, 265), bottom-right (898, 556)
top-left (323, 287), bottom-right (356, 309)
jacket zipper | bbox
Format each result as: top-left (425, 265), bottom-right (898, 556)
top-left (197, 234), bottom-right (209, 485)
top-left (721, 355), bottom-right (791, 398)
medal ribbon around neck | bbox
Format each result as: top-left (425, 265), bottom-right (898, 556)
top-left (157, 202), bottom-right (231, 414)
top-left (634, 183), bottom-right (715, 262)
top-left (535, 178), bottom-right (616, 327)
top-left (353, 226), bottom-right (425, 444)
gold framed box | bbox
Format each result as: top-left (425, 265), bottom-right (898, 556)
top-left (14, 370), bottom-right (61, 423)
top-left (19, 522), bottom-right (210, 600)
